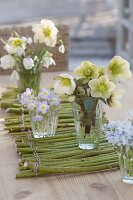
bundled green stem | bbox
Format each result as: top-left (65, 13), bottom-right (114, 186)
top-left (16, 162), bottom-right (119, 179)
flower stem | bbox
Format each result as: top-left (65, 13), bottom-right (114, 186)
top-left (16, 162), bottom-right (119, 179)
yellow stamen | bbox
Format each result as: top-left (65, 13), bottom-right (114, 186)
top-left (109, 61), bottom-right (122, 75)
top-left (41, 105), bottom-right (46, 109)
top-left (84, 68), bottom-right (91, 77)
top-left (61, 78), bottom-right (71, 86)
top-left (97, 83), bottom-right (108, 92)
top-left (43, 27), bottom-right (52, 37)
top-left (12, 39), bottom-right (23, 47)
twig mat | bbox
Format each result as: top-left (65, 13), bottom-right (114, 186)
top-left (0, 88), bottom-right (119, 178)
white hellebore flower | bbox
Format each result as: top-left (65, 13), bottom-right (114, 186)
top-left (42, 51), bottom-right (56, 68)
top-left (4, 37), bottom-right (27, 56)
top-left (74, 61), bottom-right (99, 79)
top-left (10, 70), bottom-right (19, 81)
top-left (32, 19), bottom-right (58, 47)
top-left (107, 89), bottom-right (124, 109)
top-left (59, 44), bottom-right (65, 54)
top-left (23, 57), bottom-right (34, 70)
top-left (0, 55), bottom-right (15, 69)
top-left (54, 74), bottom-right (76, 95)
top-left (89, 75), bottom-right (115, 99)
top-left (108, 56), bottom-right (132, 83)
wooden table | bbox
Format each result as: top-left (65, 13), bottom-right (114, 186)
top-left (0, 72), bottom-right (133, 200)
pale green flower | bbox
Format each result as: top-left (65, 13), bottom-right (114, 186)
top-left (99, 67), bottom-right (106, 76)
top-left (107, 56), bottom-right (132, 83)
top-left (107, 89), bottom-right (124, 109)
top-left (89, 75), bottom-right (115, 99)
top-left (54, 74), bottom-right (76, 95)
top-left (32, 19), bottom-right (58, 47)
top-left (74, 61), bottom-right (99, 79)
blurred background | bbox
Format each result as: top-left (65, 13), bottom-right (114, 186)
top-left (0, 0), bottom-right (132, 70)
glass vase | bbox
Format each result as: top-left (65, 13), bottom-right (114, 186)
top-left (30, 108), bottom-right (59, 138)
top-left (116, 145), bottom-right (133, 184)
top-left (17, 68), bottom-right (41, 99)
top-left (72, 97), bottom-right (103, 150)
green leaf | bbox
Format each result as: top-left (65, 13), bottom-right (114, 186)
top-left (99, 98), bottom-right (107, 104)
top-left (82, 78), bottom-right (90, 85)
top-left (76, 78), bottom-right (84, 86)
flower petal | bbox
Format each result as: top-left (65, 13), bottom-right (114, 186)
top-left (0, 55), bottom-right (15, 69)
top-left (59, 44), bottom-right (65, 54)
top-left (54, 74), bottom-right (76, 95)
top-left (10, 70), bottom-right (19, 81)
top-left (108, 56), bottom-right (132, 83)
top-left (23, 57), bottom-right (34, 70)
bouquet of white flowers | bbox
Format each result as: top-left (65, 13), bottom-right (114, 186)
top-left (0, 19), bottom-right (65, 96)
top-left (54, 56), bottom-right (131, 109)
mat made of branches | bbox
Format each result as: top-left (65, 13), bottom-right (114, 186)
top-left (0, 88), bottom-right (119, 178)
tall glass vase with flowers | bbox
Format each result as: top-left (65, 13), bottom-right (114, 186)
top-left (54, 56), bottom-right (132, 149)
top-left (103, 120), bottom-right (133, 184)
top-left (0, 19), bottom-right (65, 98)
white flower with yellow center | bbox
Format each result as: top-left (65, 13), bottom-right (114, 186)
top-left (89, 75), bottom-right (115, 99)
top-left (0, 55), bottom-right (15, 69)
top-left (4, 37), bottom-right (27, 56)
top-left (32, 19), bottom-right (58, 47)
top-left (107, 56), bottom-right (132, 83)
top-left (107, 89), bottom-right (124, 109)
top-left (74, 61), bottom-right (99, 79)
top-left (54, 74), bottom-right (76, 95)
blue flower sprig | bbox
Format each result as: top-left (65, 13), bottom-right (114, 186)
top-left (103, 121), bottom-right (133, 146)
top-left (20, 88), bottom-right (61, 121)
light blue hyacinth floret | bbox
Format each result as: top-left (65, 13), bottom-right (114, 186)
top-left (20, 88), bottom-right (61, 122)
top-left (103, 120), bottom-right (133, 146)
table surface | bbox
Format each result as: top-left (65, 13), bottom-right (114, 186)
top-left (0, 72), bottom-right (133, 200)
